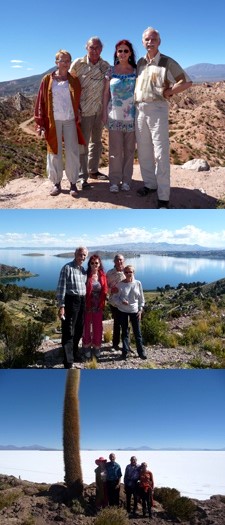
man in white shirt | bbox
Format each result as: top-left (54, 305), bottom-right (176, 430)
top-left (135, 27), bottom-right (192, 208)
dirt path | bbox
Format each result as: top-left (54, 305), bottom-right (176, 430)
top-left (1, 164), bottom-right (225, 209)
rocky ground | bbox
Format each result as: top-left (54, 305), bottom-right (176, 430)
top-left (0, 164), bottom-right (225, 209)
top-left (30, 316), bottom-right (219, 369)
top-left (0, 475), bottom-right (224, 525)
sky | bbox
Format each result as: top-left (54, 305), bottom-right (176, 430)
top-left (0, 369), bottom-right (225, 450)
top-left (1, 0), bottom-right (225, 82)
top-left (0, 209), bottom-right (225, 249)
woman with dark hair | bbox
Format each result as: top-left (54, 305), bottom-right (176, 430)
top-left (102, 40), bottom-right (137, 193)
top-left (82, 254), bottom-right (108, 359)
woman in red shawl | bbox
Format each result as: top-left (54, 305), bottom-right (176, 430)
top-left (82, 254), bottom-right (107, 359)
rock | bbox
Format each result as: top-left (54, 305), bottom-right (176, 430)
top-left (182, 159), bottom-right (210, 171)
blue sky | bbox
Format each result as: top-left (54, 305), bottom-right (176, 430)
top-left (0, 209), bottom-right (225, 248)
top-left (0, 370), bottom-right (224, 450)
top-left (1, 0), bottom-right (225, 82)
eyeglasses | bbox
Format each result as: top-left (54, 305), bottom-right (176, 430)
top-left (117, 49), bottom-right (129, 54)
top-left (91, 261), bottom-right (99, 265)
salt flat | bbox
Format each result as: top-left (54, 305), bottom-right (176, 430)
top-left (0, 450), bottom-right (224, 500)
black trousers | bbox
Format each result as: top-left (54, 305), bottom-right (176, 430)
top-left (125, 485), bottom-right (138, 513)
top-left (61, 294), bottom-right (85, 366)
top-left (106, 480), bottom-right (120, 506)
top-left (110, 305), bottom-right (121, 347)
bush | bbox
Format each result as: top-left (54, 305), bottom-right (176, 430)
top-left (40, 306), bottom-right (57, 323)
top-left (0, 490), bottom-right (21, 510)
top-left (95, 506), bottom-right (129, 525)
top-left (154, 487), bottom-right (196, 521)
top-left (166, 495), bottom-right (196, 521)
top-left (141, 312), bottom-right (168, 345)
top-left (103, 328), bottom-right (112, 343)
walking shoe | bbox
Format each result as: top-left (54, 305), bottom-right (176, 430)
top-left (82, 181), bottom-right (92, 189)
top-left (121, 182), bottom-right (130, 191)
top-left (70, 183), bottom-right (78, 197)
top-left (137, 186), bottom-right (157, 196)
top-left (89, 171), bottom-right (109, 180)
top-left (158, 199), bottom-right (169, 208)
top-left (50, 183), bottom-right (61, 196)
top-left (110, 184), bottom-right (119, 193)
top-left (139, 351), bottom-right (147, 360)
top-left (121, 351), bottom-right (127, 360)
top-left (93, 348), bottom-right (101, 358)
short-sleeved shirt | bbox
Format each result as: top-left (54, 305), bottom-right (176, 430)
top-left (135, 51), bottom-right (191, 104)
top-left (106, 66), bottom-right (136, 131)
top-left (70, 55), bottom-right (109, 116)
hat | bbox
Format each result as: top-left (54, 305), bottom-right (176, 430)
top-left (95, 456), bottom-right (107, 465)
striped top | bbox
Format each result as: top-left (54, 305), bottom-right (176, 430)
top-left (70, 55), bottom-right (109, 116)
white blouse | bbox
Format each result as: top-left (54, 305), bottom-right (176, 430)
top-left (52, 80), bottom-right (74, 120)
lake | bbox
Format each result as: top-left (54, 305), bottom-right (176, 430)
top-left (0, 450), bottom-right (224, 500)
top-left (0, 249), bottom-right (225, 291)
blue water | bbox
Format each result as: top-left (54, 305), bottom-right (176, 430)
top-left (0, 249), bottom-right (225, 291)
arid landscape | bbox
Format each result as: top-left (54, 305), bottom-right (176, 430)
top-left (0, 474), bottom-right (225, 525)
top-left (0, 82), bottom-right (225, 209)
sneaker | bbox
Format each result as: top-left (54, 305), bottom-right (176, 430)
top-left (89, 171), bottom-right (109, 180)
top-left (121, 182), bottom-right (130, 191)
top-left (70, 184), bottom-right (78, 197)
top-left (84, 348), bottom-right (91, 359)
top-left (82, 181), bottom-right (92, 189)
top-left (50, 183), bottom-right (61, 196)
top-left (110, 184), bottom-right (119, 193)
top-left (137, 186), bottom-right (157, 197)
top-left (93, 348), bottom-right (101, 358)
top-left (158, 199), bottom-right (169, 209)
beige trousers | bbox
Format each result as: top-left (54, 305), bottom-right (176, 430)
top-left (135, 101), bottom-right (170, 201)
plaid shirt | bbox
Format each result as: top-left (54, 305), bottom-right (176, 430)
top-left (56, 260), bottom-right (87, 307)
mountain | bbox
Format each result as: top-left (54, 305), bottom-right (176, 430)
top-left (0, 444), bottom-right (60, 451)
top-left (0, 63), bottom-right (225, 98)
top-left (0, 67), bottom-right (55, 97)
top-left (88, 242), bottom-right (213, 252)
top-left (185, 63), bottom-right (225, 82)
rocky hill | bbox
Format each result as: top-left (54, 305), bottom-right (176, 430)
top-left (0, 81), bottom-right (225, 190)
top-left (185, 63), bottom-right (225, 82)
top-left (0, 474), bottom-right (224, 525)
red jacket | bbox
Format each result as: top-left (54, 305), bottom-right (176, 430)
top-left (34, 72), bottom-right (85, 153)
top-left (85, 271), bottom-right (108, 310)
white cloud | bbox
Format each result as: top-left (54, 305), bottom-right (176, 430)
top-left (0, 226), bottom-right (225, 249)
top-left (10, 60), bottom-right (24, 63)
top-left (11, 65), bottom-right (23, 69)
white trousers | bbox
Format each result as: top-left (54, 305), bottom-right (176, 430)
top-left (47, 119), bottom-right (79, 184)
top-left (135, 101), bottom-right (170, 201)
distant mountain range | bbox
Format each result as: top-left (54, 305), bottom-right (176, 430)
top-left (185, 63), bottom-right (225, 82)
top-left (0, 242), bottom-right (219, 252)
top-left (0, 445), bottom-right (60, 451)
top-left (0, 63), bottom-right (224, 97)
top-left (1, 444), bottom-right (224, 451)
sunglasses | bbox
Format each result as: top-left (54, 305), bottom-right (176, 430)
top-left (125, 271), bottom-right (133, 274)
top-left (91, 261), bottom-right (99, 265)
top-left (117, 49), bottom-right (129, 54)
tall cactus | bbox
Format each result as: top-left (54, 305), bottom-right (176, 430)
top-left (63, 369), bottom-right (83, 497)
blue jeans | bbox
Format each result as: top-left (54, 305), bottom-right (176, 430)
top-left (119, 311), bottom-right (144, 355)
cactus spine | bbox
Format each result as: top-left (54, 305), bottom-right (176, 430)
top-left (63, 369), bottom-right (83, 497)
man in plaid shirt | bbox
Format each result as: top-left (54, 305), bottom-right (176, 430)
top-left (56, 246), bottom-right (88, 367)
